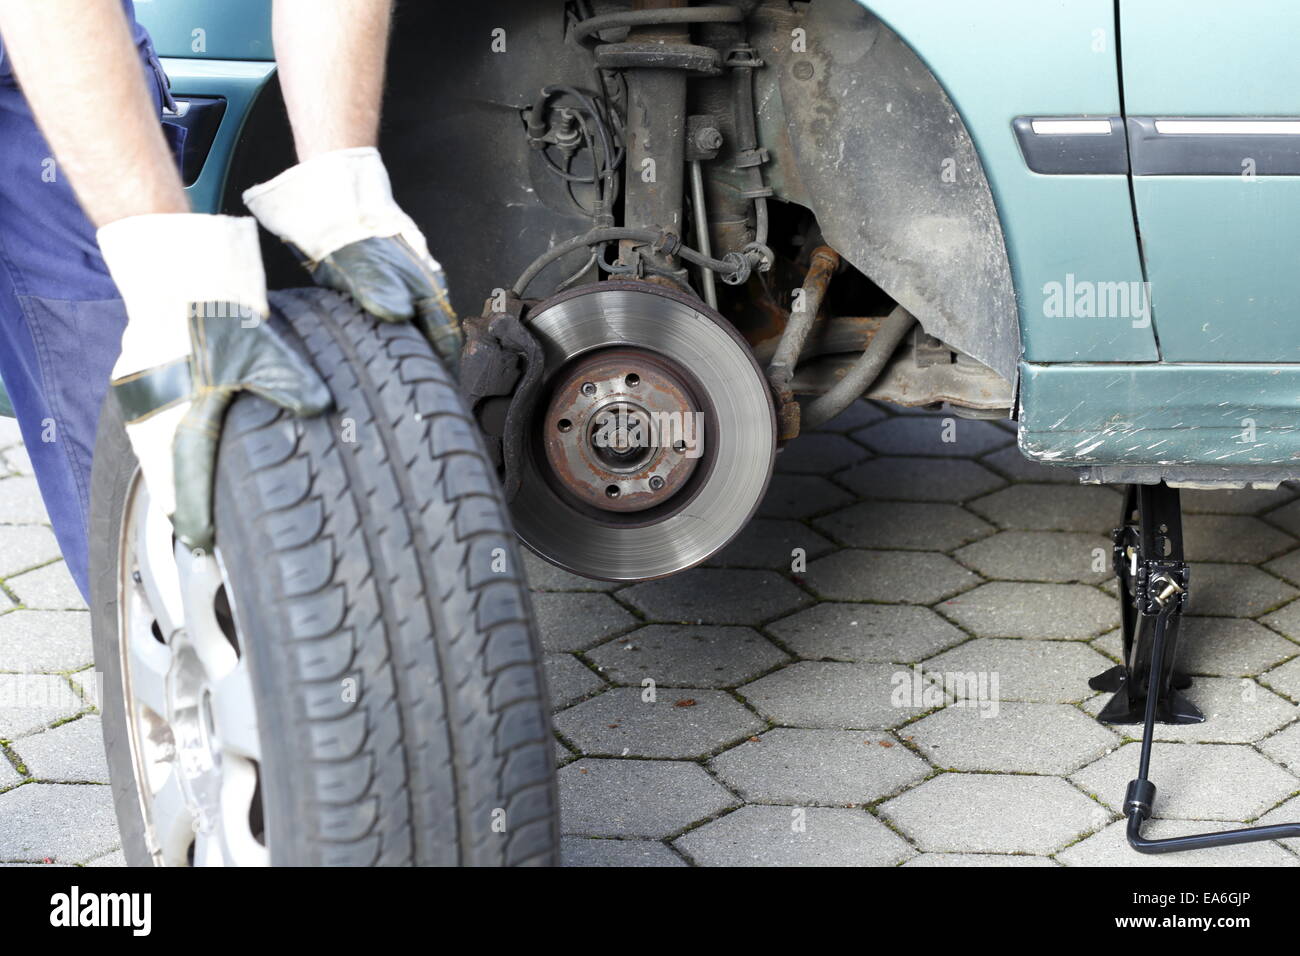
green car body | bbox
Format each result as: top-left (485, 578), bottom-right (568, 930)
top-left (14, 0), bottom-right (1298, 486)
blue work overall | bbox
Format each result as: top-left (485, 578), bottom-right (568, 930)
top-left (0, 1), bottom-right (171, 599)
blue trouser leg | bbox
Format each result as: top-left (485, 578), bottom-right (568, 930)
top-left (0, 47), bottom-right (165, 602)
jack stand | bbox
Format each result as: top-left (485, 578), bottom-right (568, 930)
top-left (1094, 483), bottom-right (1300, 853)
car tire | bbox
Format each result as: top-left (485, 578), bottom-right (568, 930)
top-left (89, 288), bottom-right (559, 866)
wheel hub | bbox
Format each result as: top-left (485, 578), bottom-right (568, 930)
top-left (512, 281), bottom-right (776, 581)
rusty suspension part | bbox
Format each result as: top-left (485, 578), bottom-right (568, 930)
top-left (765, 246), bottom-right (840, 441)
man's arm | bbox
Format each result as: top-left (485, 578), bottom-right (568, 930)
top-left (273, 0), bottom-right (393, 159)
top-left (0, 0), bottom-right (188, 225)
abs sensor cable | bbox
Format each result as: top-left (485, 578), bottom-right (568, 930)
top-left (1124, 579), bottom-right (1300, 853)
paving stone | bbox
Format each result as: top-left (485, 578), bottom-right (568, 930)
top-left (1193, 564), bottom-right (1298, 617)
top-left (586, 624), bottom-right (788, 688)
top-left (554, 687), bottom-right (763, 758)
top-left (0, 420), bottom-right (21, 448)
top-left (0, 526), bottom-right (60, 579)
top-left (544, 654), bottom-right (605, 710)
top-left (84, 849), bottom-right (127, 868)
top-left (1080, 677), bottom-right (1296, 744)
top-left (533, 592), bottom-right (637, 652)
top-left (522, 550), bottom-right (617, 592)
top-left (804, 550), bottom-right (979, 604)
top-left (1263, 498), bottom-right (1300, 538)
top-left (1181, 486), bottom-right (1295, 515)
top-left (12, 715), bottom-right (108, 783)
top-left (7, 562), bottom-right (84, 611)
top-left (740, 661), bottom-right (931, 730)
top-left (980, 445), bottom-right (1083, 484)
top-left (953, 531), bottom-right (1113, 584)
top-left (1058, 817), bottom-right (1299, 867)
top-left (774, 432), bottom-right (869, 474)
top-left (938, 582), bottom-right (1117, 639)
top-left (68, 669), bottom-right (102, 709)
top-left (620, 568), bottom-right (809, 625)
top-left (813, 500), bottom-right (994, 551)
top-left (674, 805), bottom-right (913, 867)
top-left (853, 416), bottom-right (1011, 457)
top-left (0, 477), bottom-right (52, 525)
top-left (0, 783), bottom-right (117, 863)
top-left (1259, 655), bottom-right (1300, 702)
top-left (809, 399), bottom-right (886, 433)
top-left (1, 444), bottom-right (32, 475)
top-left (1072, 742), bottom-right (1299, 820)
top-left (0, 753), bottom-right (20, 789)
top-left (903, 853), bottom-right (1059, 867)
top-left (767, 603), bottom-right (966, 663)
top-left (558, 758), bottom-right (738, 838)
top-left (0, 611), bottom-right (93, 674)
top-left (968, 483), bottom-right (1122, 532)
top-left (835, 456), bottom-right (1005, 503)
top-left (925, 638), bottom-right (1114, 703)
top-left (553, 737), bottom-right (578, 767)
top-left (1264, 548), bottom-right (1300, 587)
top-left (909, 702), bottom-right (1119, 774)
top-left (706, 518), bottom-right (834, 571)
top-left (1174, 617), bottom-right (1299, 677)
top-left (1260, 722), bottom-right (1300, 775)
top-left (1183, 514), bottom-right (1296, 564)
top-left (0, 673), bottom-right (84, 738)
top-left (880, 773), bottom-right (1100, 854)
top-left (561, 837), bottom-right (686, 867)
top-left (1258, 794), bottom-right (1300, 852)
top-left (709, 728), bottom-right (928, 805)
top-left (757, 473), bottom-right (854, 520)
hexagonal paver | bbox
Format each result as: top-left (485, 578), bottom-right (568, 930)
top-left (813, 501), bottom-right (994, 551)
top-left (740, 661), bottom-right (931, 730)
top-left (1058, 818), bottom-right (1299, 867)
top-left (560, 837), bottom-right (686, 867)
top-left (619, 568), bottom-right (810, 625)
top-left (909, 702), bottom-right (1119, 774)
top-left (1191, 564), bottom-right (1297, 618)
top-left (533, 592), bottom-right (638, 652)
top-left (1264, 498), bottom-right (1300, 537)
top-left (767, 603), bottom-right (965, 663)
top-left (0, 525), bottom-right (60, 579)
top-left (853, 416), bottom-right (1011, 457)
top-left (0, 477), bottom-right (53, 525)
top-left (809, 400), bottom-right (886, 434)
top-left (804, 550), bottom-right (979, 604)
top-left (757, 474), bottom-right (854, 520)
top-left (835, 457), bottom-right (1005, 503)
top-left (0, 674), bottom-right (84, 738)
top-left (980, 445), bottom-right (1082, 484)
top-left (544, 654), bottom-right (605, 709)
top-left (0, 783), bottom-right (117, 862)
top-left (1, 444), bottom-right (32, 475)
top-left (938, 582), bottom-right (1117, 639)
top-left (706, 518), bottom-right (834, 571)
top-left (1182, 486), bottom-right (1295, 515)
top-left (953, 531), bottom-right (1113, 584)
top-left (1260, 721), bottom-right (1300, 774)
top-left (1168, 617), bottom-right (1300, 677)
top-left (1259, 656), bottom-right (1300, 701)
top-left (774, 432), bottom-right (869, 474)
top-left (1081, 677), bottom-right (1296, 744)
top-left (0, 753), bottom-right (20, 789)
top-left (968, 483), bottom-right (1122, 532)
top-left (880, 774), bottom-right (1100, 854)
top-left (523, 551), bottom-right (617, 592)
top-left (0, 611), bottom-right (92, 673)
top-left (1258, 795), bottom-right (1300, 853)
top-left (925, 638), bottom-right (1114, 703)
top-left (554, 687), bottom-right (763, 758)
top-left (709, 728), bottom-right (929, 805)
top-left (11, 716), bottom-right (108, 783)
top-left (1183, 514), bottom-right (1296, 564)
top-left (1072, 742), bottom-right (1299, 820)
top-left (586, 624), bottom-right (788, 689)
top-left (558, 758), bottom-right (738, 838)
top-left (674, 805), bottom-right (913, 866)
top-left (903, 853), bottom-right (1059, 866)
top-left (6, 562), bottom-right (84, 611)
top-left (1264, 547), bottom-right (1300, 587)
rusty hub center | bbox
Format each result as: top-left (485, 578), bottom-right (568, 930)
top-left (543, 350), bottom-right (702, 513)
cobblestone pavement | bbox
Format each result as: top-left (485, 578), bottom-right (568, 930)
top-left (2, 403), bottom-right (1299, 866)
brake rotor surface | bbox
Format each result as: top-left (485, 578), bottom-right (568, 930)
top-left (513, 281), bottom-right (776, 581)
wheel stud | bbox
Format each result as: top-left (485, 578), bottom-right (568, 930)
top-left (649, 475), bottom-right (665, 491)
top-left (581, 382), bottom-right (597, 397)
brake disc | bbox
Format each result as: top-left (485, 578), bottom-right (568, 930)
top-left (512, 281), bottom-right (776, 581)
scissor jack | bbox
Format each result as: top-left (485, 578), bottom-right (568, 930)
top-left (1090, 482), bottom-right (1300, 853)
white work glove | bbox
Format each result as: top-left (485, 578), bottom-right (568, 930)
top-left (242, 146), bottom-right (463, 366)
top-left (100, 214), bottom-right (331, 549)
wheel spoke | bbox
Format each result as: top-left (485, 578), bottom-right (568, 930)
top-left (133, 486), bottom-right (185, 640)
top-left (210, 658), bottom-right (261, 762)
top-left (150, 768), bottom-right (197, 867)
top-left (219, 755), bottom-right (269, 867)
top-left (174, 545), bottom-right (237, 680)
top-left (125, 616), bottom-right (172, 720)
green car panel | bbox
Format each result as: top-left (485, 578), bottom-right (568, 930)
top-left (134, 0), bottom-right (272, 60)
